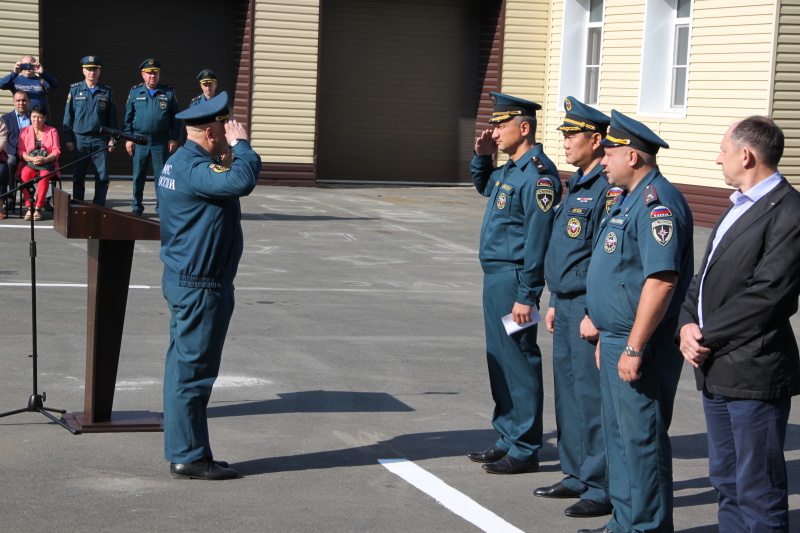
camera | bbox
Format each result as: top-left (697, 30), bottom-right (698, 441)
top-left (19, 63), bottom-right (34, 70)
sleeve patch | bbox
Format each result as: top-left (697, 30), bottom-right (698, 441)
top-left (536, 176), bottom-right (554, 188)
top-left (209, 164), bottom-right (230, 173)
top-left (650, 206), bottom-right (672, 218)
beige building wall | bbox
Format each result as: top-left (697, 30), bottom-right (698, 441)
top-left (251, 0), bottom-right (320, 165)
top-left (773, 0), bottom-right (800, 185)
top-left (530, 0), bottom-right (779, 189)
top-left (0, 0), bottom-right (40, 112)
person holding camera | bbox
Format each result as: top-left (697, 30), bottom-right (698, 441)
top-left (0, 55), bottom-right (59, 113)
top-left (17, 105), bottom-right (60, 221)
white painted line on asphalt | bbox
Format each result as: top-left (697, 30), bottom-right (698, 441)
top-left (378, 459), bottom-right (525, 533)
top-left (0, 283), bottom-right (152, 289)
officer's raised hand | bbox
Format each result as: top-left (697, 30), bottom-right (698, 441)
top-left (224, 118), bottom-right (249, 144)
top-left (474, 128), bottom-right (497, 155)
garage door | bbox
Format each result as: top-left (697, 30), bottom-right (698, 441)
top-left (316, 0), bottom-right (481, 184)
top-left (41, 0), bottom-right (237, 178)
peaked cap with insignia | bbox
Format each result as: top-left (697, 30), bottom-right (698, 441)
top-left (600, 110), bottom-right (669, 154)
top-left (176, 91), bottom-right (232, 126)
top-left (488, 92), bottom-right (542, 124)
top-left (557, 96), bottom-right (610, 135)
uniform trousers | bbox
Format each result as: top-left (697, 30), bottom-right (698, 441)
top-left (72, 133), bottom-right (110, 205)
top-left (162, 283), bottom-right (234, 464)
top-left (599, 334), bottom-right (683, 533)
top-left (482, 269), bottom-right (543, 463)
top-left (132, 138), bottom-right (168, 212)
top-left (703, 390), bottom-right (791, 533)
top-left (552, 292), bottom-right (607, 503)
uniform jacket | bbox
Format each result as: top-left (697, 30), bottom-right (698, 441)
top-left (17, 124), bottom-right (61, 177)
top-left (157, 139), bottom-right (262, 289)
top-left (545, 162), bottom-right (614, 299)
top-left (124, 82), bottom-right (180, 141)
top-left (471, 143), bottom-right (562, 306)
top-left (586, 168), bottom-right (693, 339)
top-left (63, 80), bottom-right (117, 143)
top-left (678, 177), bottom-right (800, 399)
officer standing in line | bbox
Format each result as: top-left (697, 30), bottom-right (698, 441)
top-left (63, 56), bottom-right (117, 205)
top-left (189, 70), bottom-right (218, 107)
top-left (466, 92), bottom-right (562, 475)
top-left (536, 97), bottom-right (613, 518)
top-left (579, 111), bottom-right (693, 533)
top-left (157, 92), bottom-right (261, 480)
top-left (124, 58), bottom-right (180, 215)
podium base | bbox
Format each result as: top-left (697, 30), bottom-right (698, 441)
top-left (63, 411), bottom-right (163, 433)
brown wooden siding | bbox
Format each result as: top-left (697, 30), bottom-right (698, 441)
top-left (475, 0), bottom-right (505, 136)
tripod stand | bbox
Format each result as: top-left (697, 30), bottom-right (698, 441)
top-left (0, 138), bottom-right (125, 433)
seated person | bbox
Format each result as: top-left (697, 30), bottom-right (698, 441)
top-left (0, 118), bottom-right (8, 219)
top-left (18, 105), bottom-right (59, 221)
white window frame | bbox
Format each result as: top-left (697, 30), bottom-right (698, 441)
top-left (639, 0), bottom-right (693, 118)
top-left (558, 0), bottom-right (605, 111)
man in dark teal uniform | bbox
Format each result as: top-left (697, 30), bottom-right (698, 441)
top-left (467, 92), bottom-right (562, 475)
top-left (124, 58), bottom-right (180, 215)
top-left (536, 97), bottom-right (613, 518)
top-left (63, 55), bottom-right (117, 205)
top-left (579, 111), bottom-right (693, 533)
top-left (189, 70), bottom-right (218, 107)
top-left (157, 92), bottom-right (261, 480)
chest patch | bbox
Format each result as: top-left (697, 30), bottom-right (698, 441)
top-left (496, 192), bottom-right (507, 210)
top-left (567, 217), bottom-right (582, 238)
top-left (604, 232), bottom-right (618, 253)
top-left (652, 220), bottom-right (674, 246)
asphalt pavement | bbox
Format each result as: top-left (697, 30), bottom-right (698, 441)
top-left (0, 182), bottom-right (798, 532)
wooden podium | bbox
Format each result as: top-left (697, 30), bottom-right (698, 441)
top-left (53, 188), bottom-right (164, 433)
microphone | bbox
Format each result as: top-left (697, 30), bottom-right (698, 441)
top-left (99, 127), bottom-right (149, 146)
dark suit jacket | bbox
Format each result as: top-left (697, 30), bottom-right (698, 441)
top-left (678, 177), bottom-right (800, 400)
top-left (1, 109), bottom-right (27, 158)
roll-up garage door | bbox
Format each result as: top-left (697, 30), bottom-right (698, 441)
top-left (40, 0), bottom-right (236, 178)
top-left (317, 0), bottom-right (480, 184)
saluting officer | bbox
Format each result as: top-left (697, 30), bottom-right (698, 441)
top-left (157, 92), bottom-right (261, 480)
top-left (467, 92), bottom-right (562, 475)
top-left (579, 111), bottom-right (693, 533)
top-left (63, 55), bottom-right (117, 205)
top-left (124, 58), bottom-right (180, 215)
top-left (536, 97), bottom-right (613, 519)
top-left (189, 70), bottom-right (218, 107)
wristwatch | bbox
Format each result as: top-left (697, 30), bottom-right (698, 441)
top-left (229, 138), bottom-right (246, 147)
top-left (624, 345), bottom-right (644, 358)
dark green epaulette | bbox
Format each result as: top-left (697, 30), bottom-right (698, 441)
top-left (532, 156), bottom-right (554, 176)
top-left (70, 81), bottom-right (81, 88)
top-left (131, 82), bottom-right (144, 90)
top-left (190, 95), bottom-right (201, 102)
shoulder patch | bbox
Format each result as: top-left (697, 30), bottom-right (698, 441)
top-left (650, 206), bottom-right (672, 219)
top-left (606, 187), bottom-right (624, 198)
top-left (536, 176), bottom-right (554, 188)
top-left (66, 94), bottom-right (71, 103)
top-left (209, 163), bottom-right (230, 173)
top-left (644, 185), bottom-right (659, 206)
top-left (536, 188), bottom-right (555, 212)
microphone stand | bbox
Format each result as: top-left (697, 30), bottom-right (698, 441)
top-left (0, 137), bottom-right (128, 434)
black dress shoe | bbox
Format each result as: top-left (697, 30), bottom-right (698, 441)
top-left (481, 455), bottom-right (538, 474)
top-left (576, 526), bottom-right (613, 533)
top-left (466, 445), bottom-right (506, 463)
top-left (566, 499), bottom-right (613, 518)
top-left (170, 458), bottom-right (238, 480)
top-left (534, 481), bottom-right (580, 498)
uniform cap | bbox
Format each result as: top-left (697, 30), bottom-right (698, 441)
top-left (139, 58), bottom-right (161, 72)
top-left (557, 96), bottom-right (610, 135)
top-left (197, 69), bottom-right (218, 83)
top-left (81, 55), bottom-right (102, 69)
top-left (600, 110), bottom-right (669, 154)
top-left (488, 92), bottom-right (542, 124)
top-left (176, 91), bottom-right (232, 126)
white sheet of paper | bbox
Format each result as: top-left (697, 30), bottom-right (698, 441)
top-left (502, 307), bottom-right (542, 335)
